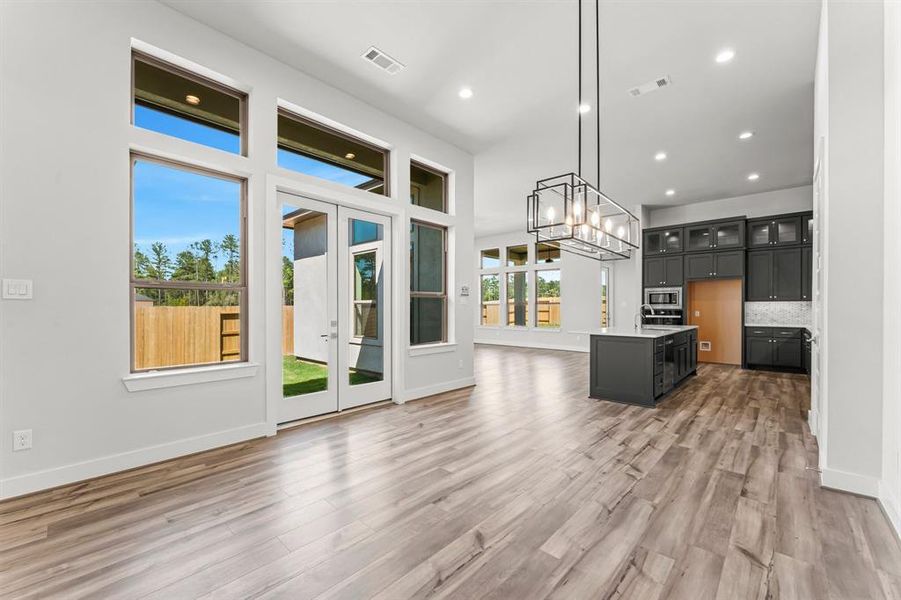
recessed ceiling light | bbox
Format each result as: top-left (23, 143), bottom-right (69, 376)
top-left (345, 152), bottom-right (356, 160)
top-left (185, 94), bottom-right (200, 105)
top-left (747, 172), bottom-right (760, 181)
top-left (655, 152), bottom-right (667, 161)
top-left (458, 87), bottom-right (473, 99)
top-left (715, 49), bottom-right (735, 64)
top-left (665, 189), bottom-right (675, 196)
top-left (579, 103), bottom-right (591, 114)
top-left (739, 131), bottom-right (754, 140)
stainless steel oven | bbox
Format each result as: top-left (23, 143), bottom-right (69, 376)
top-left (644, 287), bottom-right (682, 309)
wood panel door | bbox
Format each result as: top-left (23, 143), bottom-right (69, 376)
top-left (687, 279), bottom-right (742, 365)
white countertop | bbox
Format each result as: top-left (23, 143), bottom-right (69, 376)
top-left (587, 325), bottom-right (699, 339)
top-left (746, 323), bottom-right (811, 329)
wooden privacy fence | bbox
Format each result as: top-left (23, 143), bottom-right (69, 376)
top-left (480, 299), bottom-right (561, 327)
top-left (134, 305), bottom-right (296, 369)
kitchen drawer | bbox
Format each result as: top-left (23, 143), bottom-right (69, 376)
top-left (672, 332), bottom-right (688, 346)
top-left (745, 326), bottom-right (774, 337)
top-left (773, 328), bottom-right (803, 338)
top-left (654, 354), bottom-right (664, 374)
top-left (654, 375), bottom-right (666, 397)
top-left (655, 338), bottom-right (665, 352)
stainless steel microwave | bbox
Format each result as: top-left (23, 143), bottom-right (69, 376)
top-left (645, 287), bottom-right (682, 308)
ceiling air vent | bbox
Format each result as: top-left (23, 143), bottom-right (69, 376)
top-left (362, 46), bottom-right (405, 75)
top-left (628, 75), bottom-right (672, 97)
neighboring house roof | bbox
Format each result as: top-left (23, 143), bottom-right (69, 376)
top-left (135, 293), bottom-right (155, 303)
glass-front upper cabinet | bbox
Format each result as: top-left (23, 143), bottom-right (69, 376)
top-left (747, 216), bottom-right (802, 247)
top-left (643, 228), bottom-right (684, 254)
top-left (802, 214), bottom-right (814, 244)
top-left (686, 221), bottom-right (744, 251)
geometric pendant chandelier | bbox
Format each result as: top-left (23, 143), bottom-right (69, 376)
top-left (526, 0), bottom-right (640, 261)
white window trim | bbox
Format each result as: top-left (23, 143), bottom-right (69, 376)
top-left (123, 362), bottom-right (260, 392)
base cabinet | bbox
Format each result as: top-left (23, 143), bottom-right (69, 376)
top-left (745, 327), bottom-right (804, 370)
top-left (591, 329), bottom-right (698, 407)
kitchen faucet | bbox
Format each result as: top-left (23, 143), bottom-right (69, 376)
top-left (634, 304), bottom-right (655, 330)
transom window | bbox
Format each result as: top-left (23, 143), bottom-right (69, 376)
top-left (277, 109), bottom-right (389, 196)
top-left (410, 161), bottom-right (447, 212)
top-left (132, 51), bottom-right (246, 155)
top-left (130, 154), bottom-right (246, 371)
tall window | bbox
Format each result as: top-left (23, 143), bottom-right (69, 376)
top-left (410, 221), bottom-right (447, 345)
top-left (132, 52), bottom-right (246, 155)
top-left (130, 154), bottom-right (246, 371)
top-left (536, 270), bottom-right (561, 328)
top-left (277, 109), bottom-right (389, 196)
top-left (480, 274), bottom-right (499, 326)
top-left (507, 272), bottom-right (529, 327)
top-left (410, 161), bottom-right (447, 212)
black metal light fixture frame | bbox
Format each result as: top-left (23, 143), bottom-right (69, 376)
top-left (525, 0), bottom-right (640, 261)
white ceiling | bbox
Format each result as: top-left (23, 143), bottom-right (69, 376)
top-left (165, 0), bottom-right (820, 236)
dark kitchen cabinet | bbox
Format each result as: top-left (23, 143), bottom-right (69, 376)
top-left (745, 327), bottom-right (803, 370)
top-left (773, 248), bottom-right (802, 300)
top-left (643, 228), bottom-right (683, 255)
top-left (685, 221), bottom-right (745, 252)
top-left (684, 251), bottom-right (744, 280)
top-left (684, 253), bottom-right (713, 280)
top-left (746, 335), bottom-right (773, 365)
top-left (644, 256), bottom-right (683, 286)
top-left (773, 338), bottom-right (803, 368)
top-left (801, 246), bottom-right (812, 301)
top-left (746, 248), bottom-right (802, 301)
top-left (746, 251), bottom-right (772, 301)
top-left (747, 216), bottom-right (803, 248)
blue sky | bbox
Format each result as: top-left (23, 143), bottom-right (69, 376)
top-left (134, 105), bottom-right (375, 265)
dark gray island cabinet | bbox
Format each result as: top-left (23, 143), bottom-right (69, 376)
top-left (589, 326), bottom-right (699, 407)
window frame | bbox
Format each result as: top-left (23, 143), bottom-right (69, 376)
top-left (409, 220), bottom-right (448, 346)
top-left (535, 267), bottom-right (562, 330)
top-left (410, 160), bottom-right (448, 213)
top-left (277, 107), bottom-right (391, 197)
top-left (131, 50), bottom-right (248, 156)
top-left (129, 152), bottom-right (248, 373)
top-left (349, 242), bottom-right (383, 344)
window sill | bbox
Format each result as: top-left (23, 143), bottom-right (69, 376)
top-left (123, 362), bottom-right (260, 392)
top-left (409, 342), bottom-right (457, 357)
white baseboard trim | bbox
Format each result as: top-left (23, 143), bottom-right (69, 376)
top-left (0, 422), bottom-right (269, 500)
top-left (807, 408), bottom-right (819, 436)
top-left (879, 481), bottom-right (901, 538)
top-left (404, 377), bottom-right (476, 403)
top-left (820, 467), bottom-right (881, 498)
top-left (474, 339), bottom-right (589, 354)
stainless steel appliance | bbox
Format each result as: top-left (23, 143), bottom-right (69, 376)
top-left (644, 287), bottom-right (682, 309)
top-left (644, 287), bottom-right (683, 324)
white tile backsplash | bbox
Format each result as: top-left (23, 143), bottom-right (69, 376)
top-left (745, 302), bottom-right (812, 327)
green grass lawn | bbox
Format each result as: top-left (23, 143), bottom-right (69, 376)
top-left (282, 356), bottom-right (381, 397)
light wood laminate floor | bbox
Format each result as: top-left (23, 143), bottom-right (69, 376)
top-left (2, 345), bottom-right (900, 599)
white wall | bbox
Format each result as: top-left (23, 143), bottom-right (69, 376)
top-left (647, 185), bottom-right (812, 228)
top-left (473, 231), bottom-right (611, 352)
top-left (881, 0), bottom-right (901, 534)
top-left (0, 1), bottom-right (474, 497)
top-left (814, 0), bottom-right (886, 503)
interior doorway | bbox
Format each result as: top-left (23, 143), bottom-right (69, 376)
top-left (687, 279), bottom-right (743, 365)
top-left (278, 192), bottom-right (392, 423)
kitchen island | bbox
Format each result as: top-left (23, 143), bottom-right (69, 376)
top-left (588, 325), bottom-right (699, 407)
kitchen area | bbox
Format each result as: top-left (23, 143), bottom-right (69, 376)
top-left (590, 210), bottom-right (814, 406)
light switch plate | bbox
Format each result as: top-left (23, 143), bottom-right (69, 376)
top-left (2, 279), bottom-right (33, 300)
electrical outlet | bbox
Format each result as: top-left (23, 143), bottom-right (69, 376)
top-left (13, 429), bottom-right (32, 452)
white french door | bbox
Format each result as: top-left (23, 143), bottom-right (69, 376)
top-left (278, 192), bottom-right (392, 423)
